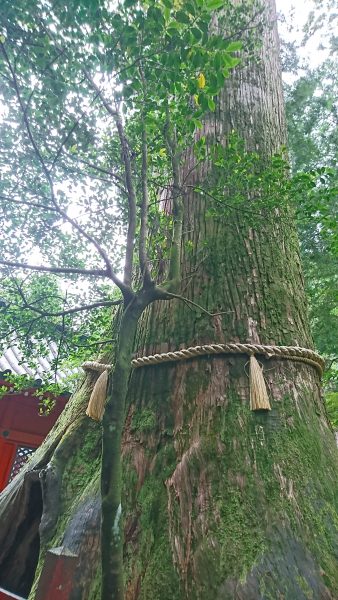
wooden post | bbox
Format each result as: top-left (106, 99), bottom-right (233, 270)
top-left (34, 547), bottom-right (78, 600)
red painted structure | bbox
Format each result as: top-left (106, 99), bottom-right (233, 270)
top-left (0, 379), bottom-right (69, 492)
top-left (35, 547), bottom-right (78, 600)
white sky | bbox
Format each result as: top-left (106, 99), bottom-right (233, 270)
top-left (276, 0), bottom-right (330, 75)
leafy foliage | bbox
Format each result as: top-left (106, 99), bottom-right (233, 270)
top-left (0, 371), bottom-right (66, 415)
top-left (283, 29), bottom-right (338, 404)
top-left (0, 0), bottom-right (264, 371)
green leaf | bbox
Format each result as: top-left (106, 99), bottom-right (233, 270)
top-left (206, 0), bottom-right (225, 10)
top-left (208, 98), bottom-right (216, 111)
top-left (175, 10), bottom-right (190, 24)
top-left (225, 41), bottom-right (242, 52)
top-left (191, 27), bottom-right (202, 41)
top-left (193, 118), bottom-right (203, 129)
top-left (199, 93), bottom-right (209, 112)
top-left (222, 53), bottom-right (240, 68)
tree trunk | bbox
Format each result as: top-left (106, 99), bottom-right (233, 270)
top-left (122, 1), bottom-right (338, 598)
top-left (0, 1), bottom-right (337, 599)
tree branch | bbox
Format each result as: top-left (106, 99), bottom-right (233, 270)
top-left (164, 105), bottom-right (183, 286)
top-left (22, 47), bottom-right (67, 120)
top-left (53, 292), bottom-right (67, 382)
top-left (0, 41), bottom-right (130, 296)
top-left (112, 112), bottom-right (137, 288)
top-left (155, 288), bottom-right (233, 318)
top-left (0, 259), bottom-right (109, 278)
top-left (68, 155), bottom-right (126, 188)
top-left (19, 299), bottom-right (122, 318)
top-left (186, 186), bottom-right (261, 216)
top-left (84, 72), bottom-right (137, 288)
top-left (71, 338), bottom-right (116, 349)
top-left (139, 65), bottom-right (152, 287)
top-left (0, 194), bottom-right (57, 213)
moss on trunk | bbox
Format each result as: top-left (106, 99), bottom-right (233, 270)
top-left (121, 353), bottom-right (337, 599)
top-left (120, 0), bottom-right (338, 597)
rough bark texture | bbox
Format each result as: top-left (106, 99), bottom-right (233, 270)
top-left (0, 1), bottom-right (337, 599)
top-left (122, 1), bottom-right (338, 598)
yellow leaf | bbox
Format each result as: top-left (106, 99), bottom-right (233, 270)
top-left (0, 35), bottom-right (6, 44)
top-left (197, 73), bottom-right (206, 89)
top-left (159, 148), bottom-right (166, 157)
top-left (193, 94), bottom-right (199, 106)
top-left (69, 144), bottom-right (77, 154)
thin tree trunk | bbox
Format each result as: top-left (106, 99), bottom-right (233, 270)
top-left (101, 299), bottom-right (146, 600)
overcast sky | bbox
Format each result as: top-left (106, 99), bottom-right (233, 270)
top-left (276, 0), bottom-right (329, 71)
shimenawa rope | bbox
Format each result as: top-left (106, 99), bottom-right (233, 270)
top-left (82, 343), bottom-right (324, 420)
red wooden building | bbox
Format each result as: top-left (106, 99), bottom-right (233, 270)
top-left (0, 344), bottom-right (72, 600)
top-left (0, 378), bottom-right (69, 492)
top-left (0, 343), bottom-right (71, 493)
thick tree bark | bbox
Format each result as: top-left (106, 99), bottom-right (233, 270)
top-left (121, 1), bottom-right (338, 598)
top-left (0, 1), bottom-right (337, 599)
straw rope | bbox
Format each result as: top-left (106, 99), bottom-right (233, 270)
top-left (130, 343), bottom-right (325, 376)
top-left (82, 360), bottom-right (109, 374)
top-left (82, 344), bottom-right (324, 418)
top-left (82, 344), bottom-right (324, 376)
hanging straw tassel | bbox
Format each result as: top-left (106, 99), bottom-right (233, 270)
top-left (249, 355), bottom-right (271, 411)
top-left (86, 369), bottom-right (109, 421)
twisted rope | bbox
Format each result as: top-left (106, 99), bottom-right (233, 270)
top-left (82, 344), bottom-right (324, 376)
top-left (130, 343), bottom-right (324, 376)
top-left (82, 344), bottom-right (324, 418)
top-left (82, 360), bottom-right (109, 374)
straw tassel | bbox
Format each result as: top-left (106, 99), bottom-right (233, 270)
top-left (249, 355), bottom-right (271, 411)
top-left (86, 369), bottom-right (109, 421)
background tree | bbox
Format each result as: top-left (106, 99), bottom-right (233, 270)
top-left (0, 1), bottom-right (337, 599)
top-left (282, 8), bottom-right (338, 427)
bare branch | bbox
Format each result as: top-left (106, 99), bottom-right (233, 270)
top-left (23, 47), bottom-right (67, 119)
top-left (0, 259), bottom-right (109, 278)
top-left (83, 70), bottom-right (118, 117)
top-left (51, 114), bottom-right (84, 169)
top-left (0, 194), bottom-right (57, 212)
top-left (139, 65), bottom-right (152, 287)
top-left (84, 72), bottom-right (137, 288)
top-left (164, 105), bottom-right (183, 286)
top-left (155, 288), bottom-right (233, 318)
top-left (70, 155), bottom-right (125, 186)
top-left (187, 186), bottom-right (261, 216)
top-left (65, 155), bottom-right (127, 196)
top-left (20, 299), bottom-right (122, 318)
top-left (10, 277), bottom-right (122, 318)
top-left (53, 292), bottom-right (67, 382)
top-left (71, 338), bottom-right (116, 349)
top-left (116, 111), bottom-right (137, 288)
